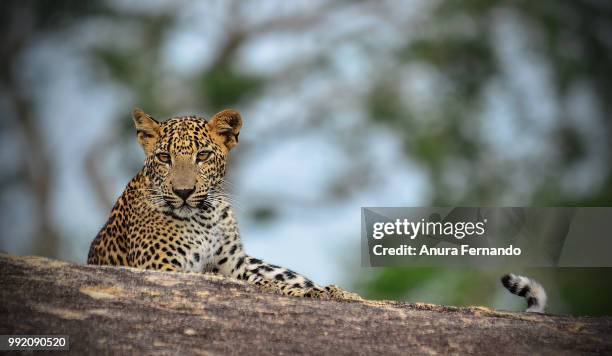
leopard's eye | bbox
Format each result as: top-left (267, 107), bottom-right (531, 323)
top-left (196, 151), bottom-right (212, 163)
top-left (156, 152), bottom-right (171, 164)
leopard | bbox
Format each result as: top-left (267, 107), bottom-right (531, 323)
top-left (87, 108), bottom-right (359, 300)
top-left (87, 107), bottom-right (547, 312)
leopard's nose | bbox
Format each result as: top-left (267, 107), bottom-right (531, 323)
top-left (173, 187), bottom-right (195, 201)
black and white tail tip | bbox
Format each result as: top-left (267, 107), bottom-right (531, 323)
top-left (501, 273), bottom-right (547, 313)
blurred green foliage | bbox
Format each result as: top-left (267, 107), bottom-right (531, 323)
top-left (199, 66), bottom-right (265, 110)
top-left (357, 0), bottom-right (612, 316)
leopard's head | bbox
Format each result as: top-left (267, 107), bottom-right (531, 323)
top-left (132, 108), bottom-right (242, 218)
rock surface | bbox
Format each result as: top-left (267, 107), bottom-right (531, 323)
top-left (1, 253), bottom-right (611, 355)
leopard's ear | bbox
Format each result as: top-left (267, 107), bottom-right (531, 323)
top-left (132, 107), bottom-right (160, 155)
top-left (207, 109), bottom-right (242, 151)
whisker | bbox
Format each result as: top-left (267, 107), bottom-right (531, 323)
top-left (128, 188), bottom-right (162, 194)
top-left (206, 192), bottom-right (243, 211)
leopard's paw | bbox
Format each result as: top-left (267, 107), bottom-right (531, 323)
top-left (303, 286), bottom-right (330, 299)
top-left (324, 284), bottom-right (362, 301)
top-left (256, 279), bottom-right (285, 294)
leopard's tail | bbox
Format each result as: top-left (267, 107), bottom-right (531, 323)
top-left (501, 273), bottom-right (547, 313)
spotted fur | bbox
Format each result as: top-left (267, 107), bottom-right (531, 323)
top-left (88, 108), bottom-right (358, 300)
